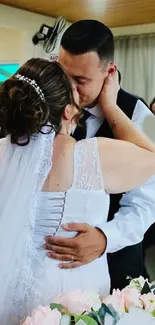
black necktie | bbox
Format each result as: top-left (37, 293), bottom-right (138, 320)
top-left (72, 110), bottom-right (92, 141)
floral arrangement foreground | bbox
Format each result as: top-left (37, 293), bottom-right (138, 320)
top-left (23, 277), bottom-right (155, 325)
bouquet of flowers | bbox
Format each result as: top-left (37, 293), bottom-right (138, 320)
top-left (22, 277), bottom-right (155, 325)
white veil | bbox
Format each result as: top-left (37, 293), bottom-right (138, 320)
top-left (0, 129), bottom-right (55, 324)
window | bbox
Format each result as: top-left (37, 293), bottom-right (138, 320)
top-left (0, 63), bottom-right (19, 86)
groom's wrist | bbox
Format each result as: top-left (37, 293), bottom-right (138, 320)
top-left (95, 227), bottom-right (107, 256)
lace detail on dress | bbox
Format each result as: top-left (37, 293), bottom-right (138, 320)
top-left (72, 138), bottom-right (104, 191)
top-left (10, 130), bottom-right (55, 324)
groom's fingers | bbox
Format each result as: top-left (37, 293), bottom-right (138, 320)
top-left (45, 223), bottom-right (89, 249)
top-left (47, 251), bottom-right (77, 262)
top-left (45, 235), bottom-right (75, 247)
top-left (62, 223), bottom-right (88, 232)
top-left (58, 261), bottom-right (83, 269)
top-left (44, 224), bottom-right (106, 268)
top-left (43, 243), bottom-right (73, 255)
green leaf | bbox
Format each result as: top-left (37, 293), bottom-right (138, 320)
top-left (98, 304), bottom-right (119, 322)
top-left (150, 285), bottom-right (155, 295)
top-left (98, 304), bottom-right (107, 319)
top-left (88, 311), bottom-right (103, 324)
top-left (50, 303), bottom-right (64, 312)
top-left (74, 315), bottom-right (98, 325)
top-left (152, 311), bottom-right (155, 317)
top-left (99, 304), bottom-right (114, 318)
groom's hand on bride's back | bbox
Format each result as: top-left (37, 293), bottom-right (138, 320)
top-left (43, 223), bottom-right (107, 269)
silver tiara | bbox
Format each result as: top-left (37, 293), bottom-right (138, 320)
top-left (15, 73), bottom-right (45, 102)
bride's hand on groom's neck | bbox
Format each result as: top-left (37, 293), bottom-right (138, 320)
top-left (99, 71), bottom-right (120, 113)
top-left (43, 223), bottom-right (107, 269)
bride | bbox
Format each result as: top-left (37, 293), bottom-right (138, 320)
top-left (0, 58), bottom-right (155, 324)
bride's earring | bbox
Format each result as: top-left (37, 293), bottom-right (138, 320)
top-left (67, 123), bottom-right (72, 135)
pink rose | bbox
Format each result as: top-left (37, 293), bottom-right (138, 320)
top-left (122, 287), bottom-right (142, 311)
top-left (55, 290), bottom-right (101, 314)
top-left (140, 293), bottom-right (155, 313)
top-left (22, 306), bottom-right (61, 325)
top-left (102, 289), bottom-right (126, 314)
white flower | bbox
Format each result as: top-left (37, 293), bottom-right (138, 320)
top-left (54, 290), bottom-right (101, 315)
top-left (104, 313), bottom-right (115, 325)
top-left (60, 314), bottom-right (71, 325)
top-left (87, 291), bottom-right (101, 311)
top-left (116, 308), bottom-right (155, 325)
top-left (140, 293), bottom-right (155, 313)
top-left (128, 276), bottom-right (150, 292)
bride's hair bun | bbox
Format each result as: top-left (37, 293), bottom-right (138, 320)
top-left (0, 78), bottom-right (47, 145)
top-left (0, 58), bottom-right (80, 145)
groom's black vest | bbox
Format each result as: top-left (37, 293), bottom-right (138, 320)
top-left (73, 88), bottom-right (147, 290)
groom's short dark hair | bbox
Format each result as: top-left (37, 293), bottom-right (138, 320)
top-left (61, 20), bottom-right (114, 62)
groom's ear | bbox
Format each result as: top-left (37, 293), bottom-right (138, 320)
top-left (107, 63), bottom-right (117, 77)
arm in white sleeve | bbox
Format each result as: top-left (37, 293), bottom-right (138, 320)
top-left (100, 100), bottom-right (155, 253)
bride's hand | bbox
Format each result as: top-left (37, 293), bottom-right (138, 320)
top-left (99, 70), bottom-right (120, 111)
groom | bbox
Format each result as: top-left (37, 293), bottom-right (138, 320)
top-left (45, 20), bottom-right (155, 290)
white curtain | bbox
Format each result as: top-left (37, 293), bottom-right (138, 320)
top-left (115, 34), bottom-right (155, 105)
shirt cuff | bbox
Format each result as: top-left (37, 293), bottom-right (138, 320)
top-left (99, 220), bottom-right (124, 254)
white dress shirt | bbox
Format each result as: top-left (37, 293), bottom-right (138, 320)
top-left (85, 100), bottom-right (155, 253)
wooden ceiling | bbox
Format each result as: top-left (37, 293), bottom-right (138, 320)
top-left (1, 0), bottom-right (155, 27)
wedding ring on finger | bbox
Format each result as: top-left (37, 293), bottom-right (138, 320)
top-left (71, 256), bottom-right (74, 262)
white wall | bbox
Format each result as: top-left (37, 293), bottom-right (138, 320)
top-left (0, 4), bottom-right (70, 65)
top-left (112, 23), bottom-right (155, 36)
top-left (1, 4), bottom-right (155, 65)
top-left (0, 28), bottom-right (20, 62)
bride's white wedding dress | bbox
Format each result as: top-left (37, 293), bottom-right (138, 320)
top-left (0, 136), bottom-right (110, 324)
top-left (25, 138), bottom-right (110, 314)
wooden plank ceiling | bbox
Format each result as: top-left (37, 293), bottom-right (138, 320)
top-left (1, 0), bottom-right (155, 27)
